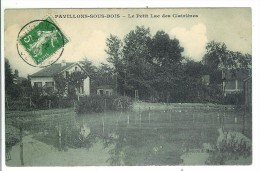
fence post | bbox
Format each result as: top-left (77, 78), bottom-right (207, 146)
top-left (6, 97), bottom-right (9, 110)
top-left (149, 107), bottom-right (151, 124)
top-left (19, 126), bottom-right (24, 166)
top-left (48, 100), bottom-right (51, 109)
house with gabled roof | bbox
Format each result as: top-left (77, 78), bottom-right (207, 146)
top-left (30, 61), bottom-right (90, 96)
top-left (222, 69), bottom-right (251, 96)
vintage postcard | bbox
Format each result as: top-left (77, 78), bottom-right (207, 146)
top-left (3, 8), bottom-right (253, 167)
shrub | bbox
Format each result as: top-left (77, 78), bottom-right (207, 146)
top-left (206, 130), bottom-right (251, 165)
top-left (222, 92), bottom-right (244, 105)
top-left (76, 95), bottom-right (132, 114)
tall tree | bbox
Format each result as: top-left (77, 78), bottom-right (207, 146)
top-left (148, 31), bottom-right (184, 102)
top-left (105, 35), bottom-right (124, 94)
top-left (202, 41), bottom-right (252, 84)
top-left (105, 27), bottom-right (185, 101)
top-left (122, 26), bottom-right (154, 98)
top-left (5, 58), bottom-right (14, 96)
top-left (81, 58), bottom-right (97, 78)
top-left (54, 74), bottom-right (67, 98)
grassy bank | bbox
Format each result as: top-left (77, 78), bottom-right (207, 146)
top-left (131, 101), bottom-right (237, 112)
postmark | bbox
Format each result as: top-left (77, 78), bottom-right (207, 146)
top-left (17, 17), bottom-right (68, 67)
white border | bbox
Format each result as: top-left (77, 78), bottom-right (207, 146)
top-left (1, 0), bottom-right (260, 171)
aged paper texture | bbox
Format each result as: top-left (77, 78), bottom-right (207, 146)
top-left (4, 8), bottom-right (252, 167)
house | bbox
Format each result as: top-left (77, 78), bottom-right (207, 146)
top-left (96, 85), bottom-right (113, 96)
top-left (30, 61), bottom-right (90, 96)
top-left (222, 69), bottom-right (251, 96)
top-left (243, 76), bottom-right (252, 107)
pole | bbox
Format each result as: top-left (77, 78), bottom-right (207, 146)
top-left (127, 114), bottom-right (130, 127)
top-left (149, 107), bottom-right (151, 124)
top-left (6, 97), bottom-right (9, 110)
top-left (115, 72), bottom-right (118, 95)
top-left (19, 126), bottom-right (24, 166)
top-left (102, 117), bottom-right (105, 135)
top-left (139, 110), bottom-right (141, 128)
top-left (104, 99), bottom-right (107, 114)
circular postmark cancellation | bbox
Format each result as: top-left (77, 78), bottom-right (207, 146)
top-left (17, 17), bottom-right (69, 67)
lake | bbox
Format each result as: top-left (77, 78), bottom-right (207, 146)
top-left (5, 105), bottom-right (252, 166)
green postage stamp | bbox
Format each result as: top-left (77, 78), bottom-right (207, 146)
top-left (17, 17), bottom-right (68, 67)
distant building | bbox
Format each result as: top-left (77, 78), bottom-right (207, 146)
top-left (222, 69), bottom-right (251, 96)
top-left (30, 61), bottom-right (90, 96)
top-left (243, 76), bottom-right (252, 107)
top-left (97, 85), bottom-right (113, 96)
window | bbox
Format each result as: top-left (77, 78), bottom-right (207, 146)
top-left (45, 82), bottom-right (54, 94)
top-left (66, 71), bottom-right (69, 78)
top-left (226, 80), bottom-right (236, 89)
top-left (34, 82), bottom-right (42, 88)
top-left (45, 82), bottom-right (54, 87)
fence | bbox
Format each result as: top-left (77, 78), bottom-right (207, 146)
top-left (5, 97), bottom-right (76, 111)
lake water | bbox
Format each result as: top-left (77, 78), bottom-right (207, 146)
top-left (6, 107), bottom-right (252, 166)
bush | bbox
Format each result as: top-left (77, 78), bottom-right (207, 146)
top-left (6, 99), bottom-right (32, 111)
top-left (206, 131), bottom-right (251, 165)
top-left (76, 95), bottom-right (132, 114)
top-left (222, 92), bottom-right (244, 105)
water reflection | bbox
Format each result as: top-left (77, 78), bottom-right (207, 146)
top-left (7, 108), bottom-right (251, 165)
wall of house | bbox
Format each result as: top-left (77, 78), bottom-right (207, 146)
top-left (31, 77), bottom-right (54, 87)
top-left (60, 63), bottom-right (90, 96)
top-left (84, 77), bottom-right (90, 96)
top-left (224, 79), bottom-right (243, 95)
top-left (97, 88), bottom-right (113, 96)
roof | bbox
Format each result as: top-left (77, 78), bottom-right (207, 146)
top-left (224, 69), bottom-right (251, 81)
top-left (30, 62), bottom-right (75, 77)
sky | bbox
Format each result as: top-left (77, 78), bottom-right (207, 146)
top-left (4, 8), bottom-right (252, 77)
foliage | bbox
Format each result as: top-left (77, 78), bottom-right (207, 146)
top-left (81, 58), bottom-right (116, 94)
top-left (202, 41), bottom-right (252, 84)
top-left (5, 58), bottom-right (33, 101)
top-left (53, 70), bottom-right (88, 99)
top-left (76, 95), bottom-right (132, 114)
top-left (54, 74), bottom-right (67, 97)
top-left (105, 27), bottom-right (185, 101)
top-left (68, 71), bottom-right (87, 92)
top-left (5, 99), bottom-right (32, 111)
top-left (206, 133), bottom-right (251, 165)
top-left (5, 58), bottom-right (14, 96)
top-left (222, 92), bottom-right (244, 105)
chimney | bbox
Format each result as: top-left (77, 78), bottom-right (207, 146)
top-left (61, 60), bottom-right (66, 67)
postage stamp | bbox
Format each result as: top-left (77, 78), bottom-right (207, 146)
top-left (17, 17), bottom-right (68, 67)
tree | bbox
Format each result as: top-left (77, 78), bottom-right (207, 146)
top-left (105, 35), bottom-right (123, 71)
top-left (14, 69), bottom-right (19, 78)
top-left (68, 71), bottom-right (88, 98)
top-left (122, 26), bottom-right (154, 98)
top-left (81, 58), bottom-right (97, 78)
top-left (148, 31), bottom-right (184, 102)
top-left (202, 41), bottom-right (252, 85)
top-left (105, 35), bottom-right (124, 94)
top-left (5, 58), bottom-right (14, 97)
top-left (54, 74), bottom-right (67, 97)
top-left (105, 27), bottom-right (185, 101)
